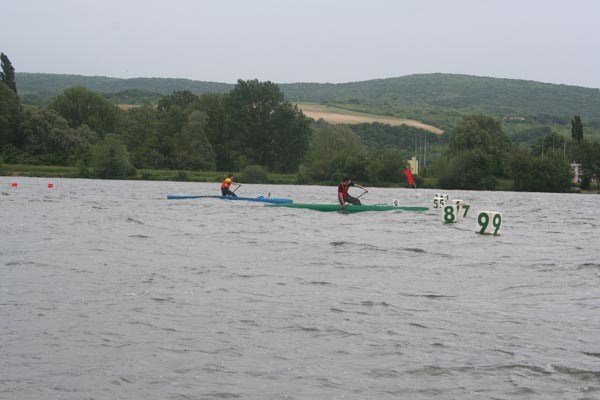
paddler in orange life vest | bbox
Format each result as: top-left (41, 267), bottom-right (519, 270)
top-left (338, 176), bottom-right (368, 208)
top-left (221, 174), bottom-right (241, 197)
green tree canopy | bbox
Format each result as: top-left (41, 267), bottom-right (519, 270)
top-left (22, 108), bottom-right (95, 165)
top-left (224, 79), bottom-right (311, 172)
top-left (366, 148), bottom-right (407, 185)
top-left (438, 149), bottom-right (497, 190)
top-left (116, 105), bottom-right (160, 150)
top-left (49, 86), bottom-right (119, 135)
top-left (157, 90), bottom-right (200, 113)
top-left (448, 114), bottom-right (511, 161)
top-left (571, 115), bottom-right (583, 144)
top-left (91, 134), bottom-right (134, 179)
top-left (197, 93), bottom-right (228, 169)
top-left (0, 82), bottom-right (24, 148)
top-left (508, 149), bottom-right (572, 192)
top-left (442, 114), bottom-right (512, 187)
top-left (171, 110), bottom-right (216, 170)
top-left (0, 53), bottom-right (17, 94)
top-left (300, 124), bottom-right (368, 182)
top-left (530, 130), bottom-right (567, 157)
top-left (572, 139), bottom-right (600, 189)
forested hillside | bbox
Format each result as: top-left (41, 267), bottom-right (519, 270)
top-left (16, 73), bottom-right (233, 105)
top-left (281, 74), bottom-right (600, 121)
top-left (17, 73), bottom-right (600, 125)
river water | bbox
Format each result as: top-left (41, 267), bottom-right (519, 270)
top-left (1, 177), bottom-right (599, 400)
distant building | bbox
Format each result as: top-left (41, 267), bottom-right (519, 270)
top-left (571, 162), bottom-right (581, 184)
top-left (408, 157), bottom-right (419, 176)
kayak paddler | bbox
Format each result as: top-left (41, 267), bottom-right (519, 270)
top-left (221, 174), bottom-right (241, 197)
top-left (338, 176), bottom-right (368, 208)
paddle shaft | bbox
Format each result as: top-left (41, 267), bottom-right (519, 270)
top-left (355, 190), bottom-right (367, 200)
top-left (344, 190), bottom-right (367, 206)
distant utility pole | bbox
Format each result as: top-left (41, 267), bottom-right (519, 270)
top-left (424, 132), bottom-right (427, 169)
top-left (414, 133), bottom-right (418, 158)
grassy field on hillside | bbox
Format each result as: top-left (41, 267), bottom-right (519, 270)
top-left (297, 103), bottom-right (444, 134)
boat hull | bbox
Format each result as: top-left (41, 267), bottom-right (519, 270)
top-left (266, 203), bottom-right (428, 212)
top-left (167, 195), bottom-right (293, 204)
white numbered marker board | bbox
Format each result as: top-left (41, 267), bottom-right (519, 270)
top-left (433, 193), bottom-right (448, 209)
top-left (476, 211), bottom-right (502, 236)
top-left (453, 199), bottom-right (471, 218)
top-left (443, 205), bottom-right (458, 223)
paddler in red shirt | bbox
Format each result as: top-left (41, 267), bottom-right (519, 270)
top-left (221, 174), bottom-right (241, 197)
top-left (338, 176), bottom-right (368, 208)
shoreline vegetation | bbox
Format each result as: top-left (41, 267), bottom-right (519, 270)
top-left (2, 64), bottom-right (598, 194)
top-left (4, 163), bottom-right (596, 193)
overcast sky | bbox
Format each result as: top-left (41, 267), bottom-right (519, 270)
top-left (3, 0), bottom-right (600, 88)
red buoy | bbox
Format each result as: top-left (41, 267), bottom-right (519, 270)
top-left (48, 183), bottom-right (54, 188)
top-left (11, 182), bottom-right (18, 187)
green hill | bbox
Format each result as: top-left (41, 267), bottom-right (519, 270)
top-left (16, 73), bottom-right (233, 105)
top-left (16, 72), bottom-right (600, 130)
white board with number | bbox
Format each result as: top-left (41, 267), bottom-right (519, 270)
top-left (476, 211), bottom-right (502, 236)
top-left (453, 200), bottom-right (471, 218)
top-left (442, 205), bottom-right (459, 223)
top-left (442, 202), bottom-right (472, 223)
top-left (433, 193), bottom-right (448, 209)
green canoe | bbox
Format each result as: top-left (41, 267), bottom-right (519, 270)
top-left (265, 203), bottom-right (428, 213)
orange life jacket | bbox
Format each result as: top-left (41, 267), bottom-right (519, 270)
top-left (221, 178), bottom-right (232, 189)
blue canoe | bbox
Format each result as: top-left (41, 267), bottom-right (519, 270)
top-left (167, 194), bottom-right (293, 204)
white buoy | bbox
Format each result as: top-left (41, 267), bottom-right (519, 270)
top-left (476, 211), bottom-right (502, 236)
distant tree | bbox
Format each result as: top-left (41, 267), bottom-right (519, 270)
top-left (197, 93), bottom-right (228, 169)
top-left (508, 149), bottom-right (571, 192)
top-left (440, 114), bottom-right (512, 189)
top-left (116, 105), bottom-right (160, 150)
top-left (240, 164), bottom-right (268, 183)
top-left (571, 115), bottom-right (583, 144)
top-left (0, 82), bottom-right (25, 148)
top-left (22, 108), bottom-right (95, 165)
top-left (300, 124), bottom-right (368, 183)
top-left (531, 130), bottom-right (567, 157)
top-left (158, 104), bottom-right (188, 140)
top-left (49, 86), bottom-right (119, 135)
top-left (130, 136), bottom-right (166, 169)
top-left (573, 140), bottom-right (600, 189)
top-left (224, 79), bottom-right (311, 172)
top-left (91, 134), bottom-right (134, 179)
top-left (0, 53), bottom-right (17, 94)
top-left (366, 148), bottom-right (407, 185)
top-left (157, 90), bottom-right (200, 113)
top-left (438, 149), bottom-right (497, 190)
top-left (448, 114), bottom-right (511, 172)
top-left (171, 110), bottom-right (216, 170)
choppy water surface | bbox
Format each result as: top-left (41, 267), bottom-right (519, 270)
top-left (1, 177), bottom-right (599, 399)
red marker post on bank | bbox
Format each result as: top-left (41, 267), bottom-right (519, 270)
top-left (404, 168), bottom-right (419, 197)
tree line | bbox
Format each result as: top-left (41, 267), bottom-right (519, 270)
top-left (2, 52), bottom-right (600, 191)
